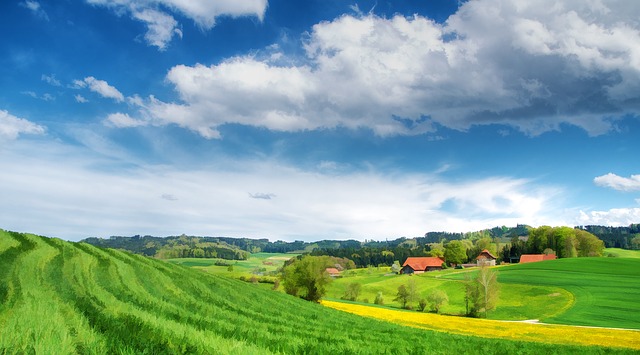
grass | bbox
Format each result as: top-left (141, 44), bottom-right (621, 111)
top-left (604, 248), bottom-right (640, 258)
top-left (167, 252), bottom-right (298, 280)
top-left (323, 301), bottom-right (640, 350)
top-left (325, 266), bottom-right (573, 321)
top-left (442, 258), bottom-right (640, 329)
top-left (5, 230), bottom-right (630, 353)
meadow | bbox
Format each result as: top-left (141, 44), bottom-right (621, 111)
top-left (167, 252), bottom-right (297, 280)
top-left (5, 230), bottom-right (631, 354)
top-left (326, 257), bottom-right (640, 330)
top-left (325, 266), bottom-right (574, 321)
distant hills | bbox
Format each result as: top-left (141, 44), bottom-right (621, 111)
top-left (80, 223), bottom-right (639, 262)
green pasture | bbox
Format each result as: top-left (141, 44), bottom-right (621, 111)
top-left (442, 258), bottom-right (640, 329)
top-left (167, 252), bottom-right (297, 280)
top-left (2, 229), bottom-right (631, 354)
top-left (604, 248), bottom-right (640, 258)
top-left (326, 267), bottom-right (572, 321)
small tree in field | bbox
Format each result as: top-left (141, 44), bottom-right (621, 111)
top-left (418, 298), bottom-right (427, 312)
top-left (476, 265), bottom-right (499, 318)
top-left (426, 289), bottom-right (449, 314)
top-left (342, 283), bottom-right (362, 301)
top-left (394, 284), bottom-right (410, 309)
top-left (281, 255), bottom-right (333, 302)
top-left (374, 291), bottom-right (384, 305)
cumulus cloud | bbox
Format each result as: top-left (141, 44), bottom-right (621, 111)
top-left (77, 77), bottom-right (125, 102)
top-left (0, 110), bottom-right (46, 140)
top-left (577, 208), bottom-right (640, 226)
top-left (104, 112), bottom-right (147, 128)
top-left (85, 0), bottom-right (267, 49)
top-left (122, 0), bottom-right (640, 138)
top-left (594, 173), bottom-right (640, 192)
top-left (0, 140), bottom-right (561, 240)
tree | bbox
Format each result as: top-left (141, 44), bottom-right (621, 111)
top-left (426, 289), bottom-right (449, 314)
top-left (463, 272), bottom-right (479, 317)
top-left (394, 285), bottom-right (410, 309)
top-left (394, 280), bottom-right (418, 309)
top-left (444, 240), bottom-right (467, 265)
top-left (342, 283), bottom-right (362, 301)
top-left (418, 298), bottom-right (427, 312)
top-left (374, 291), bottom-right (384, 305)
top-left (476, 265), bottom-right (499, 318)
top-left (390, 261), bottom-right (401, 274)
top-left (631, 235), bottom-right (640, 250)
top-left (281, 255), bottom-right (334, 302)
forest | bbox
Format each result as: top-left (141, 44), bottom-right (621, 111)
top-left (80, 224), bottom-right (620, 266)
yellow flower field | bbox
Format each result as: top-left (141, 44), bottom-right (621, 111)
top-left (322, 300), bottom-right (640, 350)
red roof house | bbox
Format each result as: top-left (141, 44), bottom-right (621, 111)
top-left (476, 249), bottom-right (497, 266)
top-left (325, 267), bottom-right (341, 277)
top-left (400, 257), bottom-right (445, 274)
top-left (519, 254), bottom-right (557, 263)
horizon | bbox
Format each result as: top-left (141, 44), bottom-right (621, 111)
top-left (1, 0), bottom-right (639, 242)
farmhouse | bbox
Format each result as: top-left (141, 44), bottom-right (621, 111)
top-left (400, 257), bottom-right (445, 274)
top-left (519, 254), bottom-right (557, 263)
top-left (476, 249), bottom-right (497, 266)
top-left (325, 267), bottom-right (341, 277)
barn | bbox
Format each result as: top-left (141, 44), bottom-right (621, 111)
top-left (400, 257), bottom-right (445, 274)
top-left (476, 249), bottom-right (497, 266)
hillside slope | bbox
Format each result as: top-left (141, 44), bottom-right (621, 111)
top-left (0, 230), bottom-right (629, 354)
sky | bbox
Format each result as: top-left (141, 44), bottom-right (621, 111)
top-left (1, 0), bottom-right (639, 242)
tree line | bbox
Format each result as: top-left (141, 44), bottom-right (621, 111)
top-left (81, 223), bottom-right (615, 262)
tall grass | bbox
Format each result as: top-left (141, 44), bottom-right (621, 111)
top-left (0, 230), bottom-right (632, 354)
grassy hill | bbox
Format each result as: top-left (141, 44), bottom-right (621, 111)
top-left (604, 248), bottom-right (640, 258)
top-left (0, 230), bottom-right (631, 354)
top-left (441, 258), bottom-right (640, 329)
top-left (325, 267), bottom-right (574, 321)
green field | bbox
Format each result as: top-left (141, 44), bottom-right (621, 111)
top-left (325, 266), bottom-right (573, 321)
top-left (325, 258), bottom-right (640, 330)
top-left (604, 248), bottom-right (640, 258)
top-left (441, 258), bottom-right (640, 329)
top-left (4, 230), bottom-right (627, 354)
top-left (167, 252), bottom-right (297, 280)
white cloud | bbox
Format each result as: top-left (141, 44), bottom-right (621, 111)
top-left (594, 173), bottom-right (640, 192)
top-left (81, 76), bottom-right (125, 102)
top-left (85, 0), bottom-right (267, 49)
top-left (124, 0), bottom-right (640, 138)
top-left (21, 0), bottom-right (49, 21)
top-left (0, 110), bottom-right (46, 140)
top-left (41, 74), bottom-right (61, 86)
top-left (577, 208), bottom-right (640, 226)
top-left (104, 112), bottom-right (147, 128)
top-left (132, 8), bottom-right (182, 51)
top-left (75, 94), bottom-right (89, 103)
top-left (0, 139), bottom-right (561, 241)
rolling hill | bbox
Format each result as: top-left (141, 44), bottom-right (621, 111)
top-left (0, 229), bottom-right (633, 354)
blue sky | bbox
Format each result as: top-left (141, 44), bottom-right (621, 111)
top-left (1, 0), bottom-right (639, 241)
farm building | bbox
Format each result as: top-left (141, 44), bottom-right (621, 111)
top-left (476, 249), bottom-right (497, 266)
top-left (400, 257), bottom-right (445, 274)
top-left (519, 254), bottom-right (557, 263)
top-left (325, 268), bottom-right (341, 277)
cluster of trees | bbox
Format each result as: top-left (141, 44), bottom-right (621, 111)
top-left (390, 265), bottom-right (499, 317)
top-left (577, 224), bottom-right (640, 249)
top-left (82, 223), bottom-right (614, 264)
top-left (500, 226), bottom-right (604, 261)
top-left (82, 235), bottom-right (249, 260)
